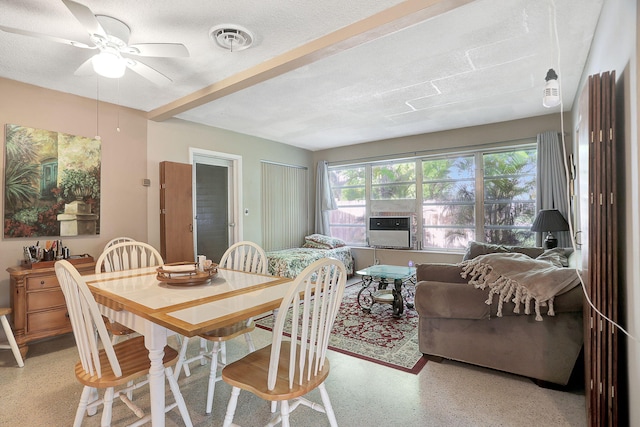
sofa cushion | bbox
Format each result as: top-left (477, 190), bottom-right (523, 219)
top-left (462, 241), bottom-right (544, 261)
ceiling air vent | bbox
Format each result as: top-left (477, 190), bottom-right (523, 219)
top-left (209, 24), bottom-right (254, 51)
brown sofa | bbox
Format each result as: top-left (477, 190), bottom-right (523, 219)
top-left (414, 243), bottom-right (584, 385)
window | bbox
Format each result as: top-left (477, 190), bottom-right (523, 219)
top-left (328, 143), bottom-right (537, 250)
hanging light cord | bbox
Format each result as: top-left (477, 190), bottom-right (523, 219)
top-left (116, 78), bottom-right (121, 132)
top-left (95, 77), bottom-right (101, 140)
top-left (550, 0), bottom-right (637, 343)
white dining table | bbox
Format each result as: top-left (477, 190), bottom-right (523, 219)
top-left (83, 266), bottom-right (292, 427)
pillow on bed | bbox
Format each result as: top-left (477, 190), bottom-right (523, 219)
top-left (303, 234), bottom-right (346, 249)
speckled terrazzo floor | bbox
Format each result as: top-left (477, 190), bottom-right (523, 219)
top-left (0, 325), bottom-right (585, 427)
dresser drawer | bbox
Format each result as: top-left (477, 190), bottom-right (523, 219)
top-left (26, 289), bottom-right (66, 312)
top-left (26, 275), bottom-right (60, 290)
top-left (27, 307), bottom-right (70, 334)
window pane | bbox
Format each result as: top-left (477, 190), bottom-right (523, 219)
top-left (423, 227), bottom-right (475, 250)
top-left (329, 166), bottom-right (365, 186)
top-left (332, 187), bottom-right (365, 203)
top-left (483, 149), bottom-right (537, 246)
top-left (329, 166), bottom-right (366, 245)
top-left (423, 156), bottom-right (475, 180)
top-left (371, 183), bottom-right (416, 199)
top-left (423, 204), bottom-right (475, 226)
top-left (485, 227), bottom-right (535, 246)
top-left (422, 155), bottom-right (476, 249)
top-left (329, 205), bottom-right (366, 245)
top-left (372, 161), bottom-right (416, 200)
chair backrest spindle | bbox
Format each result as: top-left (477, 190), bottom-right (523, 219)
top-left (96, 242), bottom-right (163, 274)
top-left (267, 258), bottom-right (346, 391)
top-left (219, 241), bottom-right (268, 275)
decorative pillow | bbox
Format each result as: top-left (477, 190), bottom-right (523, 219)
top-left (536, 248), bottom-right (570, 268)
top-left (302, 240), bottom-right (329, 249)
top-left (303, 234), bottom-right (346, 249)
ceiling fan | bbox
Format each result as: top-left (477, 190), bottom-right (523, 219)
top-left (0, 0), bottom-right (189, 85)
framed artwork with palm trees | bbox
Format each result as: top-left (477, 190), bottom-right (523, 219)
top-left (4, 124), bottom-right (101, 238)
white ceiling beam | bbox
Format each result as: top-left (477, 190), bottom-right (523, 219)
top-left (147, 0), bottom-right (474, 122)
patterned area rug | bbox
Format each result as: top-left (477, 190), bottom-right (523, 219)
top-left (255, 282), bottom-right (427, 374)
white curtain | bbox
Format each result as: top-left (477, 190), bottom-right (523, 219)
top-left (314, 161), bottom-right (337, 235)
top-left (536, 131), bottom-right (571, 248)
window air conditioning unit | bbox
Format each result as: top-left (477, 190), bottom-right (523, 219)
top-left (368, 217), bottom-right (411, 249)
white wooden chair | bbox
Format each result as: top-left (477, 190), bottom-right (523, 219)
top-left (221, 257), bottom-right (346, 427)
top-left (54, 260), bottom-right (192, 427)
top-left (96, 241), bottom-right (163, 274)
top-left (102, 236), bottom-right (136, 253)
top-left (95, 242), bottom-right (164, 345)
top-left (0, 307), bottom-right (24, 368)
top-left (174, 241), bottom-right (268, 414)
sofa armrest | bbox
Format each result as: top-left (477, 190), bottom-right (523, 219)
top-left (416, 263), bottom-right (466, 284)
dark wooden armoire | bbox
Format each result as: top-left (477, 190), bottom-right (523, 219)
top-left (585, 70), bottom-right (619, 426)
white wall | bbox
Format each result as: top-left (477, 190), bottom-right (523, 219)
top-left (571, 0), bottom-right (639, 424)
top-left (146, 118), bottom-right (314, 251)
top-left (314, 113), bottom-right (570, 164)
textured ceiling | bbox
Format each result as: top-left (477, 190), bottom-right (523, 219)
top-left (0, 0), bottom-right (604, 151)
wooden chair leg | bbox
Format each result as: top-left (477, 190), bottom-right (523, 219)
top-left (206, 343), bottom-right (221, 414)
top-left (319, 383), bottom-right (338, 427)
top-left (164, 366), bottom-right (193, 427)
top-left (223, 387), bottom-right (241, 427)
top-left (0, 314), bottom-right (24, 368)
top-left (100, 387), bottom-right (115, 427)
top-left (174, 336), bottom-right (190, 380)
top-left (280, 399), bottom-right (291, 427)
top-left (74, 386), bottom-right (93, 427)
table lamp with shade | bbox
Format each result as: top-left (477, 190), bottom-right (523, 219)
top-left (531, 209), bottom-right (569, 249)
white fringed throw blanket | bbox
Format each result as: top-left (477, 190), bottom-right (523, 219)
top-left (459, 252), bottom-right (581, 321)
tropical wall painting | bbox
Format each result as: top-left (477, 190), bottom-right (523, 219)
top-left (4, 124), bottom-right (101, 238)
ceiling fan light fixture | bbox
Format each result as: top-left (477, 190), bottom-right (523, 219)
top-left (542, 68), bottom-right (560, 108)
top-left (92, 50), bottom-right (126, 79)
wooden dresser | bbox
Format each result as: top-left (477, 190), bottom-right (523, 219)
top-left (7, 258), bottom-right (95, 358)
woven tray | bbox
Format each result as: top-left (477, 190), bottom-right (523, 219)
top-left (156, 262), bottom-right (218, 286)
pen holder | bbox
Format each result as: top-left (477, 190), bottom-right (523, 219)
top-left (42, 250), bottom-right (54, 261)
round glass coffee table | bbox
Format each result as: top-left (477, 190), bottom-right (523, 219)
top-left (356, 264), bottom-right (416, 317)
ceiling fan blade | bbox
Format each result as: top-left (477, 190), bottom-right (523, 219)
top-left (62, 0), bottom-right (107, 38)
top-left (126, 59), bottom-right (172, 85)
top-left (73, 57), bottom-right (95, 76)
top-left (127, 43), bottom-right (190, 58)
top-left (0, 24), bottom-right (95, 49)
